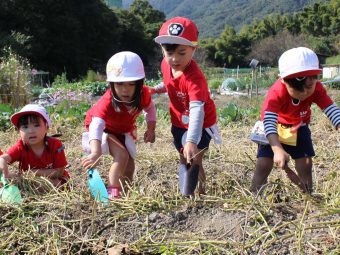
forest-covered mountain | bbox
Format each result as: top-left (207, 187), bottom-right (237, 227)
top-left (123, 0), bottom-right (325, 37)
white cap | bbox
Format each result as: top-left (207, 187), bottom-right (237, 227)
top-left (11, 104), bottom-right (51, 128)
top-left (106, 51), bottom-right (145, 82)
top-left (279, 47), bottom-right (322, 79)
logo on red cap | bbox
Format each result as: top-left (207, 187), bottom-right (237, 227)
top-left (168, 23), bottom-right (184, 36)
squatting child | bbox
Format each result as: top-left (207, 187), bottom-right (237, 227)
top-left (81, 51), bottom-right (157, 199)
top-left (251, 47), bottom-right (340, 194)
top-left (0, 104), bottom-right (69, 187)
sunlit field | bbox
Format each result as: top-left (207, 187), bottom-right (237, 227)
top-left (0, 90), bottom-right (339, 254)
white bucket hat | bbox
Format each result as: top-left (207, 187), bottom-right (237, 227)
top-left (279, 47), bottom-right (322, 79)
top-left (11, 104), bottom-right (51, 128)
top-left (106, 51), bottom-right (145, 82)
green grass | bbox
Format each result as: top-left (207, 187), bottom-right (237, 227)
top-left (326, 54), bottom-right (340, 65)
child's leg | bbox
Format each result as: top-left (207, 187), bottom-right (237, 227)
top-left (122, 157), bottom-right (135, 186)
top-left (250, 157), bottom-right (273, 193)
top-left (107, 134), bottom-right (129, 187)
top-left (193, 153), bottom-right (206, 194)
top-left (294, 157), bottom-right (313, 193)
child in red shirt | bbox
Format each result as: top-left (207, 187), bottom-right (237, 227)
top-left (81, 51), bottom-right (156, 199)
top-left (0, 104), bottom-right (69, 187)
top-left (153, 17), bottom-right (221, 196)
top-left (251, 47), bottom-right (340, 193)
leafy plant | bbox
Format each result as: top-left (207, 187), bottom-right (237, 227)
top-left (83, 81), bottom-right (108, 96)
top-left (0, 103), bottom-right (14, 131)
top-left (52, 72), bottom-right (68, 86)
top-left (208, 79), bottom-right (222, 90)
top-left (218, 102), bottom-right (238, 126)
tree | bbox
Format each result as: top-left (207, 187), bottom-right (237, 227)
top-left (129, 0), bottom-right (165, 40)
top-left (248, 30), bottom-right (307, 66)
top-left (214, 26), bottom-right (251, 67)
top-left (0, 0), bottom-right (121, 79)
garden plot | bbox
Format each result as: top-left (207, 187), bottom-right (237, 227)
top-left (0, 91), bottom-right (339, 254)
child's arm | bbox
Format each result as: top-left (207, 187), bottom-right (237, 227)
top-left (263, 111), bottom-right (290, 168)
top-left (267, 134), bottom-right (290, 168)
top-left (82, 117), bottom-right (105, 169)
top-left (0, 154), bottom-right (12, 178)
top-left (143, 101), bottom-right (157, 143)
top-left (82, 138), bottom-right (102, 169)
top-left (322, 103), bottom-right (340, 131)
top-left (144, 121), bottom-right (156, 143)
top-left (149, 82), bottom-right (166, 95)
top-left (183, 101), bottom-right (204, 163)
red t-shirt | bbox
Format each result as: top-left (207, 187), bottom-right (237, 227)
top-left (7, 137), bottom-right (69, 178)
top-left (161, 59), bottom-right (216, 129)
top-left (85, 85), bottom-right (152, 135)
top-left (261, 80), bottom-right (334, 125)
top-left (0, 150), bottom-right (3, 156)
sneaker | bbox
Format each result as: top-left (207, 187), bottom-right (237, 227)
top-left (107, 186), bottom-right (121, 199)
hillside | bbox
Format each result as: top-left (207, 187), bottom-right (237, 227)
top-left (123, 0), bottom-right (326, 37)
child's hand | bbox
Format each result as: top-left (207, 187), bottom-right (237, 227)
top-left (144, 121), bottom-right (156, 143)
top-left (273, 147), bottom-right (290, 168)
top-left (183, 142), bottom-right (198, 164)
top-left (81, 153), bottom-right (100, 169)
top-left (149, 87), bottom-right (156, 95)
top-left (144, 129), bottom-right (155, 143)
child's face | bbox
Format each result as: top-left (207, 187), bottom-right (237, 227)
top-left (112, 81), bottom-right (136, 102)
top-left (19, 116), bottom-right (48, 146)
top-left (162, 45), bottom-right (195, 72)
top-left (284, 76), bottom-right (317, 101)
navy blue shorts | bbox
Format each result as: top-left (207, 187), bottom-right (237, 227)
top-left (257, 125), bottom-right (315, 159)
top-left (171, 125), bottom-right (212, 153)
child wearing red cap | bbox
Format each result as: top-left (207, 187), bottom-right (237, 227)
top-left (0, 104), bottom-right (69, 187)
top-left (153, 17), bottom-right (221, 196)
top-left (251, 47), bottom-right (340, 194)
top-left (81, 51), bottom-right (156, 199)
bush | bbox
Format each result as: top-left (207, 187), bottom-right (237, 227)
top-left (0, 47), bottom-right (31, 108)
top-left (208, 79), bottom-right (222, 90)
top-left (0, 104), bottom-right (14, 131)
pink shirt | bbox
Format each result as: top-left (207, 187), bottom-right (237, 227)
top-left (161, 59), bottom-right (216, 128)
top-left (7, 137), bottom-right (69, 178)
top-left (261, 80), bottom-right (334, 125)
top-left (85, 85), bottom-right (152, 135)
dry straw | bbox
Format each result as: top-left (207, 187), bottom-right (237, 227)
top-left (0, 93), bottom-right (339, 254)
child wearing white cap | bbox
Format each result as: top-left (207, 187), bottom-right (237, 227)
top-left (251, 47), bottom-right (340, 194)
top-left (153, 17), bottom-right (221, 196)
top-left (81, 51), bottom-right (156, 199)
top-left (0, 104), bottom-right (69, 187)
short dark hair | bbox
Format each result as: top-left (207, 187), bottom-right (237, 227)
top-left (110, 79), bottom-right (144, 110)
top-left (283, 75), bottom-right (317, 92)
top-left (161, 44), bottom-right (180, 52)
top-left (17, 114), bottom-right (44, 128)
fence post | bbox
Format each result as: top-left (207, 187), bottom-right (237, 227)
top-left (15, 65), bottom-right (20, 108)
top-left (250, 69), bottom-right (254, 99)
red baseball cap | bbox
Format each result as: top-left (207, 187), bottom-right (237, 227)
top-left (155, 17), bottom-right (198, 47)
